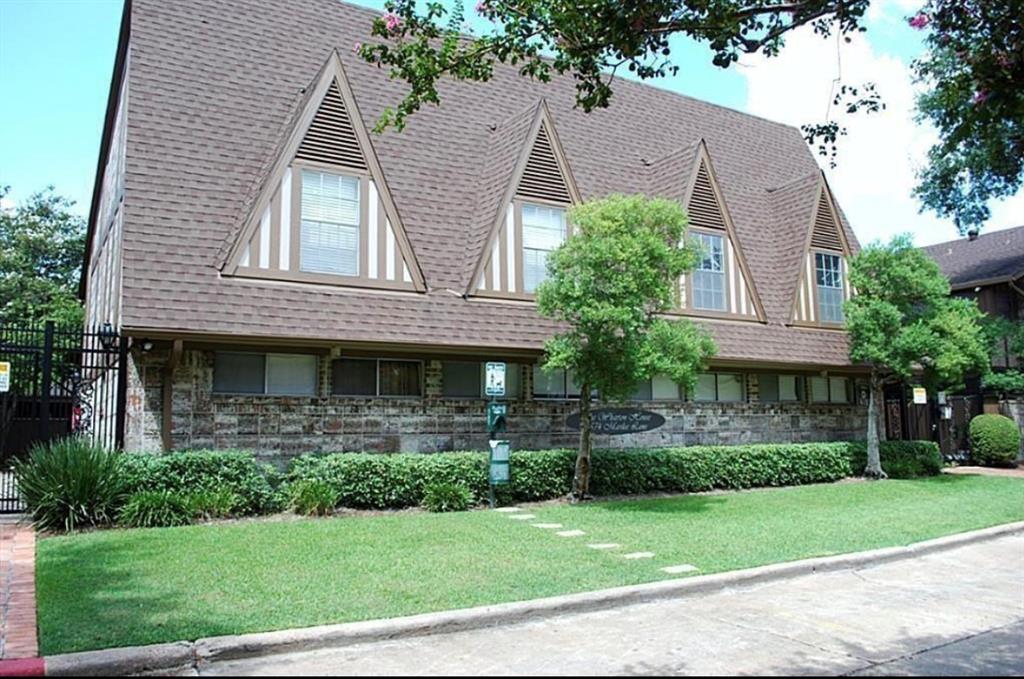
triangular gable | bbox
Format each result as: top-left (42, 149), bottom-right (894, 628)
top-left (681, 142), bottom-right (766, 321)
top-left (222, 50), bottom-right (425, 291)
top-left (790, 174), bottom-right (854, 325)
top-left (468, 101), bottom-right (581, 296)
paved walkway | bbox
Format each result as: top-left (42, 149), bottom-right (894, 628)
top-left (200, 533), bottom-right (1024, 676)
top-left (0, 517), bottom-right (37, 660)
top-left (945, 465), bottom-right (1024, 478)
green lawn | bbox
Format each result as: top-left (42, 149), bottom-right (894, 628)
top-left (38, 475), bottom-right (1024, 655)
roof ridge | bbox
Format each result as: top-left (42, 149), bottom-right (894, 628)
top-left (922, 223), bottom-right (1024, 252)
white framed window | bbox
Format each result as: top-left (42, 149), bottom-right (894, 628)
top-left (522, 203), bottom-right (567, 293)
top-left (815, 252), bottom-right (845, 323)
top-left (810, 376), bottom-right (851, 403)
top-left (693, 372), bottom-right (744, 402)
top-left (532, 365), bottom-right (582, 399)
top-left (213, 352), bottom-right (318, 396)
top-left (692, 232), bottom-right (726, 311)
top-left (300, 169), bottom-right (360, 276)
top-left (332, 358), bottom-right (422, 397)
top-left (441, 361), bottom-right (521, 399)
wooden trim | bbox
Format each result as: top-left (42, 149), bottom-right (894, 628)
top-left (359, 175), bottom-right (369, 277)
top-left (289, 165), bottom-right (302, 272)
top-left (498, 209), bottom-right (509, 293)
top-left (513, 202), bottom-right (525, 295)
top-left (377, 200), bottom-right (387, 280)
top-left (269, 185), bottom-right (281, 272)
top-left (233, 265), bottom-right (415, 291)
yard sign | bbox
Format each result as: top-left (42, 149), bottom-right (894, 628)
top-left (0, 362), bottom-right (9, 393)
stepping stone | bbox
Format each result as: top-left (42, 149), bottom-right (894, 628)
top-left (507, 514), bottom-right (536, 520)
top-left (661, 564), bottom-right (699, 575)
top-left (622, 552), bottom-right (655, 560)
top-left (532, 523), bottom-right (563, 529)
top-left (556, 529), bottom-right (586, 537)
top-left (494, 507), bottom-right (522, 513)
top-left (587, 543), bottom-right (620, 550)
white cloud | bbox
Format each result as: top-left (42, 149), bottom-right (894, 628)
top-left (737, 22), bottom-right (1024, 247)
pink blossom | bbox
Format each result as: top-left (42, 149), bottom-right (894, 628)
top-left (973, 90), bottom-right (989, 105)
top-left (908, 13), bottom-right (930, 29)
top-left (475, 0), bottom-right (489, 12)
top-left (383, 12), bottom-right (401, 32)
top-left (352, 41), bottom-right (362, 53)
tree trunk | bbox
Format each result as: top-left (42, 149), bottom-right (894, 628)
top-left (572, 382), bottom-right (593, 501)
top-left (864, 371), bottom-right (887, 479)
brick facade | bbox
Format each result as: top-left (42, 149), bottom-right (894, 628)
top-left (125, 348), bottom-right (869, 465)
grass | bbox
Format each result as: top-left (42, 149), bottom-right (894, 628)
top-left (38, 475), bottom-right (1024, 655)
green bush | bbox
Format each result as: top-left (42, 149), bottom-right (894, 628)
top-left (187, 489), bottom-right (240, 520)
top-left (289, 479), bottom-right (338, 516)
top-left (121, 451), bottom-right (280, 514)
top-left (422, 482), bottom-right (473, 512)
top-left (970, 414), bottom-right (1021, 466)
top-left (14, 437), bottom-right (126, 532)
top-left (846, 441), bottom-right (943, 479)
top-left (118, 490), bottom-right (192, 528)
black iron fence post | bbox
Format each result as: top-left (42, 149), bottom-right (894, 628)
top-left (39, 320), bottom-right (54, 444)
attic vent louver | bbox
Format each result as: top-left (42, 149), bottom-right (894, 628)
top-left (516, 126), bottom-right (571, 203)
top-left (686, 163), bottom-right (726, 230)
top-left (295, 80), bottom-right (367, 171)
top-left (810, 191), bottom-right (843, 251)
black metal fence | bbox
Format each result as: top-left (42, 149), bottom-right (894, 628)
top-left (0, 321), bottom-right (127, 512)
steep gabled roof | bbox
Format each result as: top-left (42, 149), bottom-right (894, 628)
top-left (922, 225), bottom-right (1024, 289)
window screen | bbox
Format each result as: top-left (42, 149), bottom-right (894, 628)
top-left (332, 358), bottom-right (376, 396)
top-left (266, 354), bottom-right (317, 396)
top-left (810, 376), bottom-right (830, 402)
top-left (717, 373), bottom-right (744, 401)
top-left (692, 233), bottom-right (726, 311)
top-left (815, 253), bottom-right (844, 323)
top-left (379, 360), bottom-right (421, 397)
top-left (442, 361), bottom-right (480, 398)
top-left (300, 170), bottom-right (360, 276)
top-left (651, 374), bottom-right (681, 400)
top-left (694, 373), bottom-right (718, 402)
top-left (829, 377), bottom-right (850, 403)
top-left (779, 375), bottom-right (800, 401)
top-left (213, 352), bottom-right (265, 394)
top-left (533, 365), bottom-right (566, 397)
top-left (522, 204), bottom-right (567, 293)
top-left (760, 374), bottom-right (800, 402)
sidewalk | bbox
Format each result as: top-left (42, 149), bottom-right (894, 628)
top-left (0, 517), bottom-right (37, 661)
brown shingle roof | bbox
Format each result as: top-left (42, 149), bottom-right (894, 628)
top-left (114, 0), bottom-right (863, 368)
top-left (922, 226), bottom-right (1024, 289)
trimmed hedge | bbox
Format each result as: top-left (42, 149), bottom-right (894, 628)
top-left (846, 440), bottom-right (943, 479)
top-left (120, 450), bottom-right (281, 515)
top-left (969, 414), bottom-right (1021, 466)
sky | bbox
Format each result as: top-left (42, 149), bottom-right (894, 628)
top-left (1, 0), bottom-right (1020, 247)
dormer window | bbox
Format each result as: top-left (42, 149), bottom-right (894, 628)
top-left (522, 203), bottom-right (567, 293)
top-left (815, 252), bottom-right (844, 323)
top-left (692, 232), bottom-right (726, 311)
top-left (300, 169), bottom-right (360, 276)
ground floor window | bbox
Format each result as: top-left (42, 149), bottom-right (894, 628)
top-left (759, 374), bottom-right (802, 402)
top-left (694, 372), bottom-right (745, 402)
top-left (631, 374), bottom-right (684, 401)
top-left (441, 361), bottom-right (522, 399)
top-left (332, 358), bottom-right (422, 397)
top-left (810, 376), bottom-right (851, 403)
top-left (213, 352), bottom-right (318, 396)
top-left (533, 366), bottom-right (583, 399)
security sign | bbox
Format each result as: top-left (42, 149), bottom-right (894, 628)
top-left (485, 362), bottom-right (506, 397)
top-left (912, 387), bottom-right (927, 405)
top-left (0, 362), bottom-right (9, 393)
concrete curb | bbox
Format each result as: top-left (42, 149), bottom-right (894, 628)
top-left (45, 521), bottom-right (1024, 676)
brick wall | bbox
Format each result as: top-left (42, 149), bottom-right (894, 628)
top-left (125, 348), bottom-right (869, 465)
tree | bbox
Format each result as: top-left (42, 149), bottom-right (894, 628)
top-left (0, 187), bottom-right (86, 327)
top-left (358, 1), bottom-right (1020, 232)
top-left (980, 317), bottom-right (1024, 396)
top-left (535, 195), bottom-right (716, 499)
top-left (845, 235), bottom-right (989, 477)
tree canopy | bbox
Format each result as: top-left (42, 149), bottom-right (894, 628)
top-left (358, 0), bottom-right (1021, 232)
top-left (536, 194), bottom-right (716, 498)
top-left (845, 234), bottom-right (989, 476)
top-left (0, 187), bottom-right (86, 327)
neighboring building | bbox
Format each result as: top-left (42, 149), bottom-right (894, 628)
top-left (82, 0), bottom-right (869, 461)
top-left (922, 226), bottom-right (1024, 456)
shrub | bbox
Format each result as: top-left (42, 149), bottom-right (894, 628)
top-left (118, 490), bottom-right (192, 528)
top-left (187, 489), bottom-right (240, 520)
top-left (120, 451), bottom-right (280, 514)
top-left (970, 414), bottom-right (1021, 466)
top-left (289, 479), bottom-right (338, 516)
top-left (845, 441), bottom-right (942, 479)
top-left (14, 437), bottom-right (126, 532)
top-left (422, 482), bottom-right (473, 512)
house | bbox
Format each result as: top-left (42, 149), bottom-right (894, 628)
top-left (921, 226), bottom-right (1024, 455)
top-left (82, 0), bottom-right (869, 460)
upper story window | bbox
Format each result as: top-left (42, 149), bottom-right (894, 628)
top-left (300, 170), bottom-right (360, 276)
top-left (815, 252), bottom-right (844, 323)
top-left (692, 232), bottom-right (726, 311)
top-left (522, 203), bottom-right (567, 293)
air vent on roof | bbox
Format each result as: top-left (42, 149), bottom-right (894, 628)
top-left (686, 163), bottom-right (726, 230)
top-left (295, 79), bottom-right (368, 171)
top-left (516, 126), bottom-right (571, 203)
top-left (810, 191), bottom-right (844, 252)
